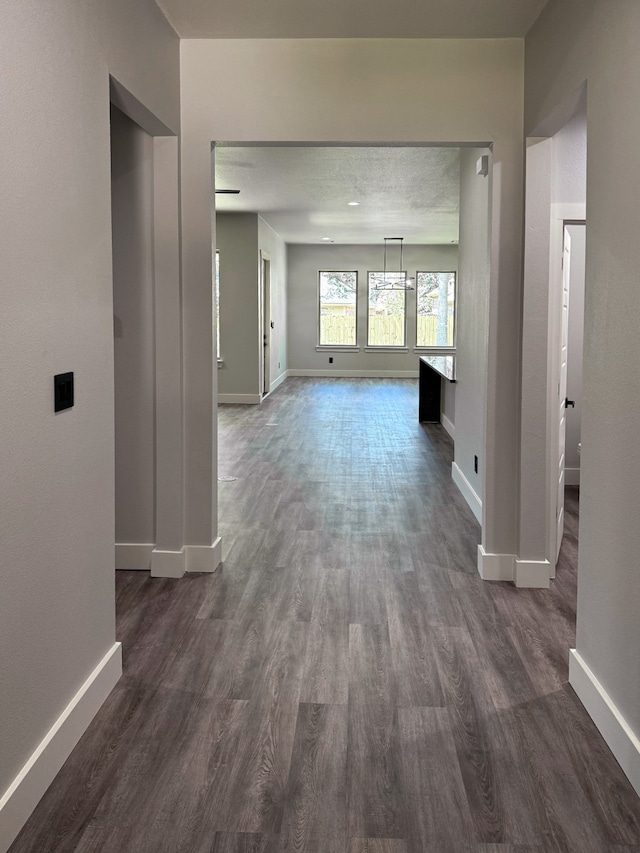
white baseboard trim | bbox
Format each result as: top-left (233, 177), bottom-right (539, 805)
top-left (115, 543), bottom-right (153, 571)
top-left (565, 467), bottom-right (581, 486)
top-left (477, 545), bottom-right (515, 582)
top-left (0, 643), bottom-right (122, 853)
top-left (287, 369), bottom-right (419, 378)
top-left (218, 393), bottom-right (261, 404)
top-left (569, 649), bottom-right (640, 797)
top-left (514, 558), bottom-right (551, 588)
top-left (151, 547), bottom-right (186, 578)
top-left (186, 538), bottom-right (222, 573)
top-left (269, 371), bottom-right (288, 393)
top-left (452, 462), bottom-right (482, 525)
top-left (441, 413), bottom-right (455, 441)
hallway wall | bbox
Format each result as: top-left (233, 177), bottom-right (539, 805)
top-left (111, 106), bottom-right (156, 548)
top-left (526, 0), bottom-right (640, 789)
top-left (0, 0), bottom-right (179, 846)
top-left (216, 213), bottom-right (260, 399)
top-left (453, 148), bottom-right (491, 521)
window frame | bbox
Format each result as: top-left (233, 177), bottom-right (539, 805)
top-left (415, 270), bottom-right (457, 350)
top-left (366, 270), bottom-right (408, 349)
top-left (317, 270), bottom-right (359, 349)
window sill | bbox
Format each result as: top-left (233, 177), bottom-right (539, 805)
top-left (315, 346), bottom-right (360, 352)
top-left (414, 347), bottom-right (456, 354)
top-left (364, 347), bottom-right (409, 353)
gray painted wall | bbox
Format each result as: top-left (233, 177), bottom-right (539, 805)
top-left (454, 149), bottom-right (491, 508)
top-left (111, 107), bottom-right (156, 546)
top-left (216, 213), bottom-right (260, 397)
top-left (0, 0), bottom-right (179, 824)
top-left (287, 243), bottom-right (458, 374)
top-left (216, 213), bottom-right (287, 399)
top-left (527, 0), bottom-right (640, 740)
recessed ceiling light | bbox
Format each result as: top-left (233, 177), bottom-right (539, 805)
top-left (321, 237), bottom-right (333, 242)
top-left (348, 201), bottom-right (360, 206)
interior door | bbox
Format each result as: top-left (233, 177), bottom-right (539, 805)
top-left (555, 229), bottom-right (571, 562)
top-left (262, 255), bottom-right (271, 396)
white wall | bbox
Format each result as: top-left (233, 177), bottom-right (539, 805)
top-left (216, 213), bottom-right (260, 398)
top-left (287, 243), bottom-right (458, 374)
top-left (453, 149), bottom-right (491, 517)
top-left (258, 217), bottom-right (288, 390)
top-left (552, 110), bottom-right (587, 205)
top-left (0, 0), bottom-right (179, 846)
top-left (519, 105), bottom-right (587, 562)
top-left (111, 106), bottom-right (156, 547)
top-left (181, 37), bottom-right (524, 563)
top-left (565, 223), bottom-right (586, 475)
top-left (553, 113), bottom-right (587, 477)
top-left (526, 0), bottom-right (640, 788)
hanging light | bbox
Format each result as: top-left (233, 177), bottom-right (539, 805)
top-left (372, 237), bottom-right (416, 291)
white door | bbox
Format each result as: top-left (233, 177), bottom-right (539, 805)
top-left (555, 229), bottom-right (571, 562)
top-left (261, 255), bottom-right (271, 396)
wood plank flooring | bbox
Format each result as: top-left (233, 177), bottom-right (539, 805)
top-left (10, 378), bottom-right (640, 852)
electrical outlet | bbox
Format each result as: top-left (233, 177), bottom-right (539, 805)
top-left (474, 455), bottom-right (479, 474)
top-left (329, 357), bottom-right (334, 364)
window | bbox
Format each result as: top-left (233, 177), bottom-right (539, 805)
top-left (318, 271), bottom-right (358, 346)
top-left (367, 272), bottom-right (407, 347)
top-left (416, 271), bottom-right (456, 348)
top-left (215, 250), bottom-right (221, 358)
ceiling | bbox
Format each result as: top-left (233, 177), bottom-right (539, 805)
top-left (214, 146), bottom-right (462, 245)
top-left (156, 0), bottom-right (548, 39)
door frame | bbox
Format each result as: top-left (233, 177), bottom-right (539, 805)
top-left (546, 205), bottom-right (585, 572)
top-left (259, 250), bottom-right (271, 398)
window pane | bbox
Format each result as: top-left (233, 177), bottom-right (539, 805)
top-left (319, 271), bottom-right (357, 346)
top-left (368, 273), bottom-right (406, 347)
top-left (416, 272), bottom-right (456, 347)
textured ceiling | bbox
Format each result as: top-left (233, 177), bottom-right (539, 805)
top-left (214, 146), bottom-right (462, 245)
top-left (156, 0), bottom-right (548, 39)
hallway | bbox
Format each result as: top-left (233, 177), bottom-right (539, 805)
top-left (10, 379), bottom-right (640, 852)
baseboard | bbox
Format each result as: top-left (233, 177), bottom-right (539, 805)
top-left (269, 371), bottom-right (288, 393)
top-left (514, 558), bottom-right (551, 588)
top-left (477, 545), bottom-right (515, 582)
top-left (0, 643), bottom-right (122, 853)
top-left (287, 369), bottom-right (419, 378)
top-left (186, 538), bottom-right (222, 573)
top-left (441, 413), bottom-right (455, 440)
top-left (569, 650), bottom-right (640, 797)
top-left (151, 547), bottom-right (185, 578)
top-left (452, 462), bottom-right (482, 525)
top-left (115, 543), bottom-right (153, 571)
top-left (218, 393), bottom-right (261, 404)
top-left (565, 467), bottom-right (581, 486)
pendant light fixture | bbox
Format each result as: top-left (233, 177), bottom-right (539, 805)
top-left (372, 237), bottom-right (415, 291)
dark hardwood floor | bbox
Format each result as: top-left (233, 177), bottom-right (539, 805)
top-left (10, 378), bottom-right (640, 852)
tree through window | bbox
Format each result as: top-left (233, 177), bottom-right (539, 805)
top-left (416, 271), bottom-right (456, 347)
top-left (368, 273), bottom-right (407, 347)
top-left (318, 271), bottom-right (358, 346)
